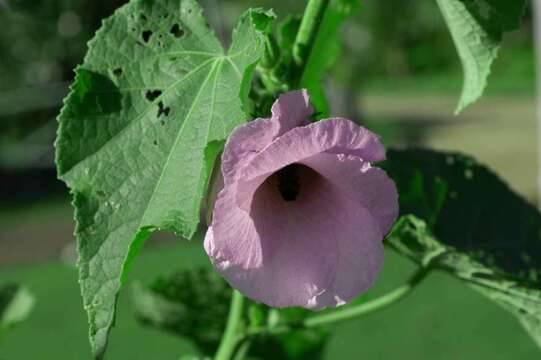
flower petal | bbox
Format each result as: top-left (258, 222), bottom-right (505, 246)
top-left (302, 153), bottom-right (399, 235)
top-left (221, 90), bottom-right (313, 186)
top-left (205, 174), bottom-right (335, 308)
top-left (206, 90), bottom-right (395, 309)
top-left (270, 89), bottom-right (314, 129)
top-left (235, 118), bottom-right (385, 209)
top-left (311, 199), bottom-right (384, 308)
top-left (205, 164), bottom-right (384, 308)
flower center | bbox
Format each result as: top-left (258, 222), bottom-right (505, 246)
top-left (276, 164), bottom-right (302, 201)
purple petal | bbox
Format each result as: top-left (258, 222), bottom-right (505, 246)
top-left (205, 165), bottom-right (383, 308)
top-left (234, 118), bottom-right (385, 210)
top-left (309, 200), bottom-right (384, 308)
top-left (205, 90), bottom-right (397, 309)
top-left (270, 89), bottom-right (314, 128)
top-left (221, 90), bottom-right (313, 186)
top-left (302, 153), bottom-right (399, 235)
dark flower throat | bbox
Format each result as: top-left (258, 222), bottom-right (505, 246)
top-left (276, 164), bottom-right (301, 201)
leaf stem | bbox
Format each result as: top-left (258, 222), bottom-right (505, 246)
top-left (215, 290), bottom-right (245, 360)
top-left (293, 0), bottom-right (330, 68)
top-left (304, 266), bottom-right (431, 327)
top-left (246, 266), bottom-right (431, 337)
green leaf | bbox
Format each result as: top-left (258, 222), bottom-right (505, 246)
top-left (0, 284), bottom-right (35, 338)
top-left (55, 1), bottom-right (271, 357)
top-left (133, 268), bottom-right (232, 355)
top-left (277, 16), bottom-right (302, 59)
top-left (249, 328), bottom-right (329, 360)
top-left (436, 0), bottom-right (527, 113)
top-left (246, 303), bottom-right (329, 360)
top-left (384, 149), bottom-right (541, 349)
top-left (300, 0), bottom-right (360, 116)
top-left (253, 307), bottom-right (329, 360)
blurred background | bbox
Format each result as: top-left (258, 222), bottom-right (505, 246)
top-left (0, 0), bottom-right (538, 359)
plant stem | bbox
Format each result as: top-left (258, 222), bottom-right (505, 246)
top-left (232, 338), bottom-right (252, 360)
top-left (304, 266), bottom-right (430, 327)
top-left (215, 290), bottom-right (245, 360)
top-left (293, 0), bottom-right (330, 68)
top-left (246, 266), bottom-right (431, 337)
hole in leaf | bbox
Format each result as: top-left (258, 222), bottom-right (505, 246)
top-left (157, 101), bottom-right (171, 118)
top-left (112, 68), bottom-right (123, 77)
top-left (140, 14), bottom-right (148, 22)
top-left (153, 140), bottom-right (158, 146)
top-left (160, 120), bottom-right (166, 126)
top-left (145, 90), bottom-right (162, 102)
top-left (142, 30), bottom-right (153, 43)
top-left (171, 24), bottom-right (185, 38)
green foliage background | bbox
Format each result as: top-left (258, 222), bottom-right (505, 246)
top-left (0, 0), bottom-right (539, 358)
top-left (0, 0), bottom-right (534, 168)
top-left (1, 229), bottom-right (539, 359)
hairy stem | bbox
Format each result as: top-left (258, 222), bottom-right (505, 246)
top-left (293, 0), bottom-right (330, 68)
top-left (215, 290), bottom-right (245, 360)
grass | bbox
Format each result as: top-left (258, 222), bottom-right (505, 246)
top-left (363, 44), bottom-right (536, 97)
top-left (0, 241), bottom-right (202, 359)
top-left (362, 93), bottom-right (538, 203)
top-left (0, 239), bottom-right (539, 359)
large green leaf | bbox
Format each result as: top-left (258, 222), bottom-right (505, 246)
top-left (55, 1), bottom-right (271, 357)
top-left (0, 284), bottom-right (35, 339)
top-left (384, 149), bottom-right (541, 349)
top-left (436, 0), bottom-right (527, 113)
top-left (300, 0), bottom-right (360, 116)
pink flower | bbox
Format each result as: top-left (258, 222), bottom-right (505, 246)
top-left (204, 90), bottom-right (398, 309)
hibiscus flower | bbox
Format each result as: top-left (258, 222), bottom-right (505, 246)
top-left (205, 90), bottom-right (398, 309)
